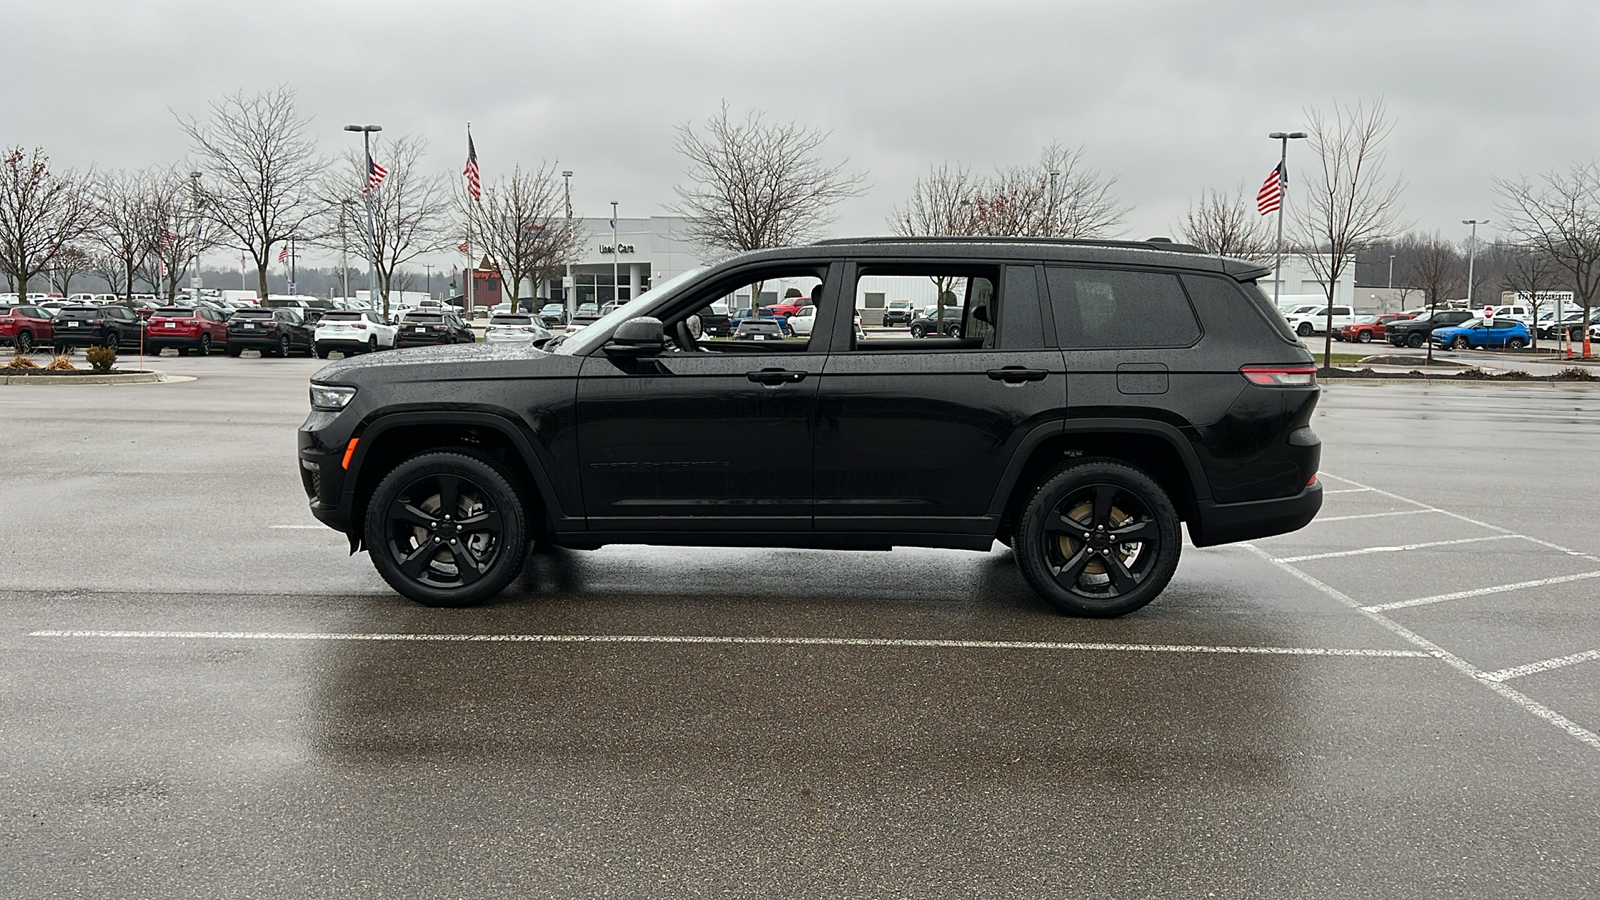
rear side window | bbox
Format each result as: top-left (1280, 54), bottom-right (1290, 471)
top-left (1045, 267), bottom-right (1200, 349)
top-left (1190, 275), bottom-right (1299, 345)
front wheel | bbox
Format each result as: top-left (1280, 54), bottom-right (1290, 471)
top-left (1452, 336), bottom-right (1470, 350)
top-left (364, 451), bottom-right (528, 607)
top-left (1014, 459), bottom-right (1181, 617)
top-left (910, 324), bottom-right (925, 338)
top-left (1357, 331), bottom-right (1372, 343)
top-left (1407, 333), bottom-right (1425, 349)
top-left (1297, 322), bottom-right (1314, 337)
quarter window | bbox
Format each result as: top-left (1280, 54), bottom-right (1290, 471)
top-left (1046, 267), bottom-right (1200, 349)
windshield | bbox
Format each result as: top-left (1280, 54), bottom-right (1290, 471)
top-left (551, 266), bottom-right (709, 355)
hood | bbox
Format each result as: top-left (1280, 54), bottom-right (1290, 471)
top-left (312, 341), bottom-right (546, 383)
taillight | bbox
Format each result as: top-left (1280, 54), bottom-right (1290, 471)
top-left (352, 322), bottom-right (367, 329)
top-left (1241, 365), bottom-right (1317, 386)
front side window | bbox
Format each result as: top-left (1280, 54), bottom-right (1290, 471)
top-left (1046, 267), bottom-right (1200, 349)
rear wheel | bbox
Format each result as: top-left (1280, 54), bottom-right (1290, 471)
top-left (1508, 337), bottom-right (1527, 350)
top-left (198, 334), bottom-right (212, 356)
top-left (367, 336), bottom-right (378, 353)
top-left (103, 331), bottom-right (119, 349)
top-left (1014, 459), bottom-right (1181, 618)
top-left (364, 451), bottom-right (528, 607)
top-left (226, 344), bottom-right (242, 358)
top-left (1296, 322), bottom-right (1314, 337)
top-left (316, 345), bottom-right (331, 359)
top-left (274, 334), bottom-right (291, 358)
top-left (16, 331), bottom-right (33, 354)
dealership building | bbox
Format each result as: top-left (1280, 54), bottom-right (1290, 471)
top-left (510, 215), bottom-right (704, 308)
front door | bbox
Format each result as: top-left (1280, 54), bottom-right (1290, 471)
top-left (575, 263), bottom-right (840, 533)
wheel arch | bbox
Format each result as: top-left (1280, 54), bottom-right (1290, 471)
top-left (344, 411), bottom-right (564, 548)
top-left (990, 420), bottom-right (1210, 537)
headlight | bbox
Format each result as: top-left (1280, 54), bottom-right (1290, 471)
top-left (309, 384), bottom-right (357, 411)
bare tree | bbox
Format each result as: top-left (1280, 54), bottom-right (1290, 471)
top-left (463, 161), bottom-right (582, 314)
top-left (1398, 231), bottom-right (1462, 363)
top-left (142, 167), bottom-right (216, 302)
top-left (1495, 161), bottom-right (1600, 354)
top-left (87, 167), bottom-right (168, 304)
top-left (1500, 241), bottom-right (1565, 350)
top-left (182, 87), bottom-right (326, 303)
top-left (888, 163), bottom-right (983, 315)
top-left (49, 245), bottom-right (94, 295)
top-left (329, 135), bottom-right (449, 318)
top-left (669, 102), bottom-right (866, 258)
top-left (0, 147), bottom-right (96, 303)
top-left (976, 142), bottom-right (1127, 238)
top-left (1177, 184), bottom-right (1274, 262)
top-left (1296, 100), bottom-right (1406, 366)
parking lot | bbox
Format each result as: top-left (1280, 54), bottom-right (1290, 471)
top-left (3, 358), bottom-right (1599, 897)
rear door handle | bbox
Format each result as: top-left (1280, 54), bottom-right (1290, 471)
top-left (987, 367), bottom-right (1049, 383)
top-left (747, 368), bottom-right (807, 385)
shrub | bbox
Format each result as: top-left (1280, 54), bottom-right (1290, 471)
top-left (1555, 366), bottom-right (1600, 381)
top-left (44, 354), bottom-right (76, 371)
top-left (84, 345), bottom-right (117, 373)
top-left (7, 353), bottom-right (40, 370)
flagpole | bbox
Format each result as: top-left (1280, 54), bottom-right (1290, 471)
top-left (464, 123), bottom-right (473, 318)
top-left (1267, 131), bottom-right (1307, 307)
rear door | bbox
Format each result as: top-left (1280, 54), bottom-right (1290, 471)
top-left (813, 262), bottom-right (1063, 535)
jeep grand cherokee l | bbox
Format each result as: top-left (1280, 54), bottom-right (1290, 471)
top-left (299, 237), bottom-right (1322, 617)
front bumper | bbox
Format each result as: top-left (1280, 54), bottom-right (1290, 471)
top-left (299, 409), bottom-right (358, 535)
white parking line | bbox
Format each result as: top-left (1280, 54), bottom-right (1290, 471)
top-left (1321, 488), bottom-right (1373, 494)
top-left (1239, 542), bottom-right (1600, 752)
top-left (268, 525), bottom-right (323, 529)
top-left (1481, 650), bottom-right (1600, 683)
top-left (1362, 571), bottom-right (1600, 613)
top-left (24, 629), bottom-right (1434, 658)
top-left (1313, 508), bottom-right (1439, 523)
top-left (1276, 534), bottom-right (1520, 563)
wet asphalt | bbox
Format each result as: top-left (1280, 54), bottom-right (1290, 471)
top-left (2, 354), bottom-right (1598, 898)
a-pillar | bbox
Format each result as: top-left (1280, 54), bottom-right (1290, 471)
top-left (629, 264), bottom-right (642, 302)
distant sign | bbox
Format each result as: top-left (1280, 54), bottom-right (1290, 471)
top-left (288, 282), bottom-right (297, 296)
top-left (1483, 306), bottom-right (1493, 321)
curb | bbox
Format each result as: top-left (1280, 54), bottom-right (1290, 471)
top-left (1, 369), bottom-right (167, 386)
top-left (1322, 377), bottom-right (1600, 387)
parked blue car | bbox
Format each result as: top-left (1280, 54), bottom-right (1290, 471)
top-left (1431, 317), bottom-right (1531, 350)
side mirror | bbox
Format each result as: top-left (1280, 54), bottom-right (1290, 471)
top-left (604, 316), bottom-right (665, 357)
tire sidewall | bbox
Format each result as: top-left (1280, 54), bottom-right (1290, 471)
top-left (363, 451), bottom-right (528, 607)
top-left (1014, 459), bottom-right (1181, 618)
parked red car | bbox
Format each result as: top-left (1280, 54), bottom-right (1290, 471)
top-left (763, 294), bottom-right (814, 318)
top-left (145, 306), bottom-right (230, 356)
top-left (0, 304), bottom-right (55, 353)
top-left (1337, 312), bottom-right (1416, 344)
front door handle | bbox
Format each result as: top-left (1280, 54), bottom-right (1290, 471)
top-left (987, 367), bottom-right (1049, 383)
top-left (747, 368), bottom-right (807, 385)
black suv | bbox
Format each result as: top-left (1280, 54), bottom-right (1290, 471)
top-left (227, 307), bottom-right (315, 357)
top-left (299, 238), bottom-right (1322, 617)
top-left (396, 310), bottom-right (476, 348)
top-left (1387, 308), bottom-right (1475, 348)
top-left (52, 304), bottom-right (146, 350)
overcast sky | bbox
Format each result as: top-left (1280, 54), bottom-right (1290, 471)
top-left (8, 0), bottom-right (1598, 264)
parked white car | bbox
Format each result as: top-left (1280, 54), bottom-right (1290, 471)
top-left (485, 313), bottom-right (551, 344)
top-left (1285, 305), bottom-right (1357, 336)
top-left (788, 305), bottom-right (819, 336)
top-left (314, 310), bottom-right (397, 357)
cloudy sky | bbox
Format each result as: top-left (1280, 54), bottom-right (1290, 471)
top-left (9, 0), bottom-right (1597, 261)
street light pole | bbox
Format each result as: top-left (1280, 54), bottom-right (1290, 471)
top-left (562, 170), bottom-right (574, 318)
top-left (189, 171), bottom-right (203, 302)
top-left (339, 199), bottom-right (352, 301)
top-left (424, 263), bottom-right (433, 300)
top-left (344, 124), bottom-right (383, 312)
top-left (1462, 219), bottom-right (1487, 309)
top-left (1048, 169), bottom-right (1060, 236)
top-left (1268, 131), bottom-right (1308, 307)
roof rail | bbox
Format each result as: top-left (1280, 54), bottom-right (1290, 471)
top-left (812, 235), bottom-right (1210, 254)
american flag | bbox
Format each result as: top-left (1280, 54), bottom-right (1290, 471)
top-left (364, 152), bottom-right (388, 193)
top-left (159, 230), bottom-right (179, 248)
top-left (277, 245), bottom-right (289, 264)
top-left (463, 134), bottom-right (481, 201)
top-left (458, 239), bottom-right (469, 253)
top-left (1256, 162), bottom-right (1286, 216)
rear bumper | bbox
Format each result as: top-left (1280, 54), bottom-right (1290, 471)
top-left (1187, 481), bottom-right (1323, 547)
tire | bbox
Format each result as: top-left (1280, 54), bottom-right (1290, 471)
top-left (1296, 322), bottom-right (1314, 337)
top-left (1407, 333), bottom-right (1424, 349)
top-left (1014, 459), bottom-right (1181, 618)
top-left (177, 346), bottom-right (189, 357)
top-left (1357, 331), bottom-right (1372, 343)
top-left (1452, 336), bottom-right (1470, 350)
top-left (947, 325), bottom-right (962, 339)
top-left (273, 334), bottom-right (291, 358)
top-left (103, 331), bottom-right (119, 349)
top-left (198, 334), bottom-right (212, 356)
top-left (226, 344), bottom-right (242, 358)
top-left (910, 324), bottom-right (926, 338)
top-left (316, 345), bottom-right (331, 359)
top-left (1508, 337), bottom-right (1527, 350)
top-left (363, 451), bottom-right (528, 607)
top-left (367, 336), bottom-right (379, 353)
top-left (16, 331), bottom-right (33, 354)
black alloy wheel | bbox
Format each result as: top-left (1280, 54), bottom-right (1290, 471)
top-left (103, 331), bottom-right (119, 349)
top-left (275, 334), bottom-right (291, 358)
top-left (367, 335), bottom-right (378, 353)
top-left (16, 331), bottom-right (32, 354)
top-left (1015, 459), bottom-right (1181, 617)
top-left (1508, 337), bottom-right (1527, 350)
top-left (198, 334), bottom-right (212, 356)
top-left (1407, 333), bottom-right (1425, 348)
top-left (364, 451), bottom-right (527, 607)
top-left (947, 324), bottom-right (962, 339)
top-left (910, 324), bottom-right (926, 338)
